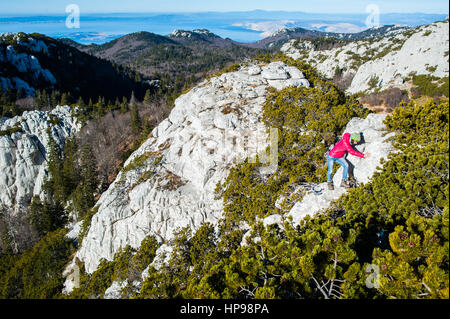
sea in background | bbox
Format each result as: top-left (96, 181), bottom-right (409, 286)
top-left (0, 11), bottom-right (448, 44)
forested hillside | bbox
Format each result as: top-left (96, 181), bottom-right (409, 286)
top-left (0, 32), bottom-right (149, 118)
top-left (65, 31), bottom-right (266, 104)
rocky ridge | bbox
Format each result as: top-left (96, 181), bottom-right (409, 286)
top-left (66, 61), bottom-right (312, 276)
top-left (64, 62), bottom-right (397, 296)
top-left (280, 19), bottom-right (449, 94)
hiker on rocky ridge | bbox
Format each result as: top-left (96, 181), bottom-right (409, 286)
top-left (327, 132), bottom-right (370, 190)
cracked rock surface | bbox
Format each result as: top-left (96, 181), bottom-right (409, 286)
top-left (70, 62), bottom-right (311, 275)
top-left (0, 106), bottom-right (80, 211)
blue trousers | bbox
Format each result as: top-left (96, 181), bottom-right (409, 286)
top-left (327, 154), bottom-right (349, 182)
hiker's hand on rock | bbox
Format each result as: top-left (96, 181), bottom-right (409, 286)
top-left (364, 152), bottom-right (371, 159)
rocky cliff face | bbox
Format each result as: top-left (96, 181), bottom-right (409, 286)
top-left (280, 19), bottom-right (449, 94)
top-left (70, 61), bottom-right (311, 274)
top-left (0, 106), bottom-right (80, 211)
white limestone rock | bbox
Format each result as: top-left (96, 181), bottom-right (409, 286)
top-left (66, 221), bottom-right (83, 241)
top-left (0, 44), bottom-right (56, 94)
top-left (5, 45), bottom-right (56, 84)
top-left (347, 21), bottom-right (449, 94)
top-left (0, 105), bottom-right (80, 211)
top-left (20, 37), bottom-right (49, 55)
top-left (260, 61), bottom-right (310, 90)
top-left (104, 281), bottom-right (128, 299)
top-left (247, 65), bottom-right (262, 76)
top-left (68, 62), bottom-right (311, 277)
top-left (150, 244), bottom-right (174, 272)
top-left (281, 20), bottom-right (449, 95)
top-left (261, 61), bottom-right (290, 80)
top-left (267, 78), bottom-right (310, 91)
top-left (104, 280), bottom-right (141, 299)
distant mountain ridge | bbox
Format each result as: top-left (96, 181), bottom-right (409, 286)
top-left (281, 19), bottom-right (449, 95)
top-left (3, 10), bottom-right (447, 44)
top-left (168, 29), bottom-right (237, 47)
top-left (250, 24), bottom-right (412, 48)
top-left (68, 31), bottom-right (177, 66)
top-left (49, 22), bottom-right (442, 101)
top-left (61, 23), bottom-right (415, 50)
top-left (59, 29), bottom-right (263, 88)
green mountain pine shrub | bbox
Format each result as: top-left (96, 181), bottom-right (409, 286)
top-left (69, 235), bottom-right (159, 299)
top-left (0, 229), bottom-right (76, 298)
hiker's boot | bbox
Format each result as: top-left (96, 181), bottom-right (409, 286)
top-left (327, 182), bottom-right (334, 190)
top-left (341, 179), bottom-right (351, 189)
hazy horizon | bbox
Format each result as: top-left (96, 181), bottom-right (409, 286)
top-left (0, 8), bottom-right (449, 18)
top-left (1, 10), bottom-right (448, 44)
top-left (0, 0), bottom-right (448, 14)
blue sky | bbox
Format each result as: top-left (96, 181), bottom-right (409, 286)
top-left (0, 0), bottom-right (448, 15)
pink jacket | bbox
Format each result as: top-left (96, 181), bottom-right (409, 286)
top-left (329, 133), bottom-right (365, 159)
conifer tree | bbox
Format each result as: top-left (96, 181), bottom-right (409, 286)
top-left (44, 131), bottom-right (64, 201)
top-left (34, 89), bottom-right (41, 108)
top-left (60, 93), bottom-right (70, 106)
top-left (134, 73), bottom-right (142, 83)
top-left (61, 138), bottom-right (79, 200)
top-left (96, 96), bottom-right (105, 118)
top-left (87, 98), bottom-right (93, 114)
top-left (9, 104), bottom-right (18, 117)
top-left (0, 90), bottom-right (6, 116)
top-left (143, 89), bottom-right (152, 106)
top-left (77, 96), bottom-right (86, 108)
top-left (50, 91), bottom-right (60, 107)
top-left (114, 98), bottom-right (120, 111)
top-left (129, 91), bottom-right (138, 108)
top-left (27, 196), bottom-right (67, 237)
top-left (40, 90), bottom-right (48, 108)
top-left (0, 229), bottom-right (75, 298)
top-left (72, 144), bottom-right (98, 218)
top-left (131, 103), bottom-right (141, 135)
top-left (141, 118), bottom-right (152, 139)
top-left (120, 97), bottom-right (129, 114)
